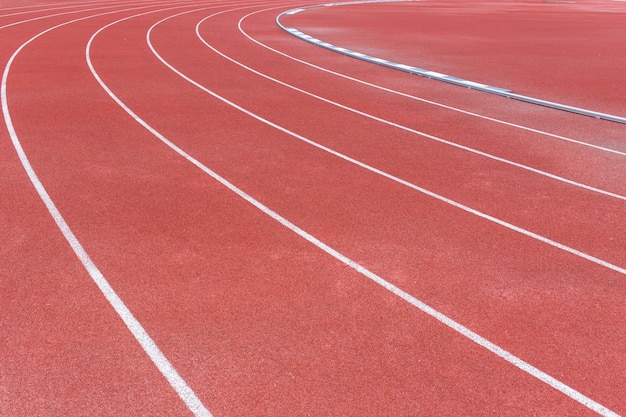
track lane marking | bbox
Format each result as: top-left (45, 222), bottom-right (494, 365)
top-left (0, 1), bottom-right (103, 13)
top-left (2, 3), bottom-right (218, 416)
top-left (0, 1), bottom-right (132, 19)
top-left (89, 6), bottom-right (621, 416)
top-left (0, 2), bottom-right (130, 30)
top-left (146, 8), bottom-right (626, 275)
top-left (239, 7), bottom-right (626, 157)
top-left (192, 11), bottom-right (626, 202)
top-left (0, 0), bottom-right (200, 31)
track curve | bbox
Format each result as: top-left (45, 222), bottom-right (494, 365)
top-left (2, 1), bottom-right (625, 416)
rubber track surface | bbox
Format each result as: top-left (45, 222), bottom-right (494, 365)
top-left (1, 1), bottom-right (624, 416)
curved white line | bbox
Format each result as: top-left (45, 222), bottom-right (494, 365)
top-left (240, 7), bottom-right (626, 157)
top-left (191, 11), bottom-right (626, 202)
top-left (0, 0), bottom-right (198, 31)
top-left (144, 7), bottom-right (626, 276)
top-left (0, 1), bottom-right (105, 14)
top-left (0, 3), bottom-right (126, 30)
top-left (2, 3), bottom-right (214, 417)
top-left (86, 6), bottom-right (621, 417)
top-left (0, 2), bottom-right (112, 19)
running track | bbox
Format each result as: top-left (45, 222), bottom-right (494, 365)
top-left (1, 0), bottom-right (625, 416)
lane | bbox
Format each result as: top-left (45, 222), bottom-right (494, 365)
top-left (0, 1), bottom-right (93, 11)
top-left (0, 2), bottom-right (220, 416)
top-left (0, 186), bottom-right (193, 417)
top-left (0, 0), bottom-right (212, 31)
top-left (88, 5), bottom-right (625, 414)
top-left (182, 9), bottom-right (626, 269)
top-left (8, 3), bottom-right (604, 416)
top-left (207, 5), bottom-right (624, 266)
top-left (3, 0), bottom-right (624, 415)
top-left (209, 13), bottom-right (626, 202)
top-left (0, 3), bottom-right (95, 24)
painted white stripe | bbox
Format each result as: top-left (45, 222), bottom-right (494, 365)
top-left (0, 1), bottom-right (114, 19)
top-left (1, 3), bottom-right (215, 417)
top-left (233, 12), bottom-right (626, 203)
top-left (87, 8), bottom-right (620, 417)
top-left (0, 0), bottom-right (195, 31)
top-left (0, 2), bottom-right (128, 30)
top-left (0, 0), bottom-right (107, 14)
top-left (180, 11), bottom-right (626, 276)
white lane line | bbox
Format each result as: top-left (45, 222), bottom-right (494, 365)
top-left (0, 0), bottom-right (151, 18)
top-left (241, 8), bottom-right (626, 157)
top-left (0, 1), bottom-right (103, 13)
top-left (197, 11), bottom-right (626, 203)
top-left (88, 8), bottom-right (621, 417)
top-left (0, 2), bottom-right (109, 18)
top-left (0, 2), bottom-right (126, 30)
top-left (2, 3), bottom-right (216, 417)
top-left (0, 0), bottom-right (193, 31)
top-left (154, 8), bottom-right (626, 276)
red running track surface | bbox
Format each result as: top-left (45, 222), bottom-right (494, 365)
top-left (280, 0), bottom-right (626, 118)
top-left (1, 1), bottom-right (625, 416)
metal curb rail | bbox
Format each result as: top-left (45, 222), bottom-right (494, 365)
top-left (276, 2), bottom-right (626, 125)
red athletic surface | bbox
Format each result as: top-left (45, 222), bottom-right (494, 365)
top-left (1, 1), bottom-right (625, 416)
top-left (281, 0), bottom-right (626, 117)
